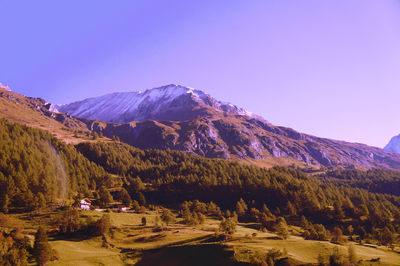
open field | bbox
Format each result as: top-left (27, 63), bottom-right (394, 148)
top-left (12, 210), bottom-right (395, 265)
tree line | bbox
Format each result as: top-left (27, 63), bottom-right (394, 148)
top-left (76, 141), bottom-right (400, 241)
top-left (0, 119), bottom-right (112, 212)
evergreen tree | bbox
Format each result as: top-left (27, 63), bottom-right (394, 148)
top-left (94, 214), bottom-right (111, 236)
top-left (119, 188), bottom-right (132, 206)
top-left (98, 187), bottom-right (113, 208)
top-left (381, 227), bottom-right (394, 247)
top-left (331, 226), bottom-right (344, 243)
top-left (275, 218), bottom-right (289, 240)
top-left (219, 217), bottom-right (236, 235)
top-left (160, 208), bottom-right (175, 226)
top-left (138, 192), bottom-right (147, 206)
top-left (33, 226), bottom-right (51, 266)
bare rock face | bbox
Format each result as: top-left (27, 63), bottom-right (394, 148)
top-left (44, 103), bottom-right (59, 113)
top-left (84, 115), bottom-right (400, 170)
top-left (385, 134), bottom-right (400, 154)
top-left (0, 83), bottom-right (11, 91)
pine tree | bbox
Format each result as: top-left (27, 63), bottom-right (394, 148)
top-left (119, 188), bottom-right (132, 206)
top-left (381, 227), bottom-right (394, 247)
top-left (219, 217), bottom-right (236, 235)
top-left (285, 201), bottom-right (296, 216)
top-left (138, 192), bottom-right (146, 206)
top-left (331, 226), bottom-right (344, 243)
top-left (94, 214), bottom-right (111, 236)
top-left (236, 201), bottom-right (246, 220)
top-left (275, 218), bottom-right (289, 240)
top-left (160, 208), bottom-right (175, 226)
top-left (98, 187), bottom-right (113, 208)
top-left (33, 226), bottom-right (51, 266)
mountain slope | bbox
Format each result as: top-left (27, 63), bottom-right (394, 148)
top-left (58, 84), bottom-right (254, 123)
top-left (0, 86), bottom-right (91, 143)
top-left (384, 134), bottom-right (400, 153)
top-left (5, 84), bottom-right (400, 170)
top-left (0, 119), bottom-right (110, 212)
top-left (85, 115), bottom-right (400, 169)
top-left (59, 84), bottom-right (400, 169)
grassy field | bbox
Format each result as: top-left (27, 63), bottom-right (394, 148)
top-left (49, 238), bottom-right (123, 266)
top-left (23, 210), bottom-right (397, 265)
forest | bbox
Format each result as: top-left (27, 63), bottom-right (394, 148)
top-left (1, 119), bottom-right (400, 253)
top-left (76, 141), bottom-right (400, 240)
top-left (320, 169), bottom-right (400, 196)
top-left (0, 119), bottom-right (111, 212)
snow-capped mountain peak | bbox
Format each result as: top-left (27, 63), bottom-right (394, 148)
top-left (58, 84), bottom-right (253, 123)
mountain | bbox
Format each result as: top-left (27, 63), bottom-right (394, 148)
top-left (384, 134), bottom-right (400, 153)
top-left (60, 84), bottom-right (400, 170)
top-left (58, 84), bottom-right (256, 123)
top-left (0, 82), bottom-right (11, 91)
top-left (0, 85), bottom-right (91, 142)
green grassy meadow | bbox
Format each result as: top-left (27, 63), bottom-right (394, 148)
top-left (15, 210), bottom-right (395, 265)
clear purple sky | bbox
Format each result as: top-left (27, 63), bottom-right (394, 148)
top-left (1, 0), bottom-right (400, 148)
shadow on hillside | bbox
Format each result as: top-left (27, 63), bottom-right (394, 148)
top-left (130, 244), bottom-right (251, 266)
top-left (49, 233), bottom-right (98, 242)
top-left (239, 222), bottom-right (260, 231)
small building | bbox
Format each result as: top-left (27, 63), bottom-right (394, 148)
top-left (118, 205), bottom-right (127, 212)
top-left (80, 198), bottom-right (91, 210)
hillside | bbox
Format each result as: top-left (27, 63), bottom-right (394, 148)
top-left (4, 84), bottom-right (400, 170)
top-left (0, 119), bottom-right (111, 212)
top-left (2, 121), bottom-right (400, 265)
top-left (76, 141), bottom-right (400, 234)
top-left (0, 86), bottom-right (91, 143)
top-left (59, 84), bottom-right (400, 170)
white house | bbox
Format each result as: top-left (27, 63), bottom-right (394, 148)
top-left (118, 205), bottom-right (127, 212)
top-left (80, 198), bottom-right (91, 210)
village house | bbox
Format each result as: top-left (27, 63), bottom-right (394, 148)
top-left (80, 198), bottom-right (91, 210)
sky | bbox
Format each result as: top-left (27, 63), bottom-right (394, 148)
top-left (1, 0), bottom-right (400, 148)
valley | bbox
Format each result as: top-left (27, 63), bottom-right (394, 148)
top-left (1, 85), bottom-right (400, 265)
top-left (2, 2), bottom-right (400, 265)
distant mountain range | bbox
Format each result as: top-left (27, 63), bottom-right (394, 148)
top-left (54, 84), bottom-right (400, 170)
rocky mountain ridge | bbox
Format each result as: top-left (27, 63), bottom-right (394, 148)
top-left (2, 84), bottom-right (400, 170)
top-left (58, 84), bottom-right (257, 123)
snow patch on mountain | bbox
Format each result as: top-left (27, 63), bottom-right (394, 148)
top-left (58, 84), bottom-right (255, 123)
